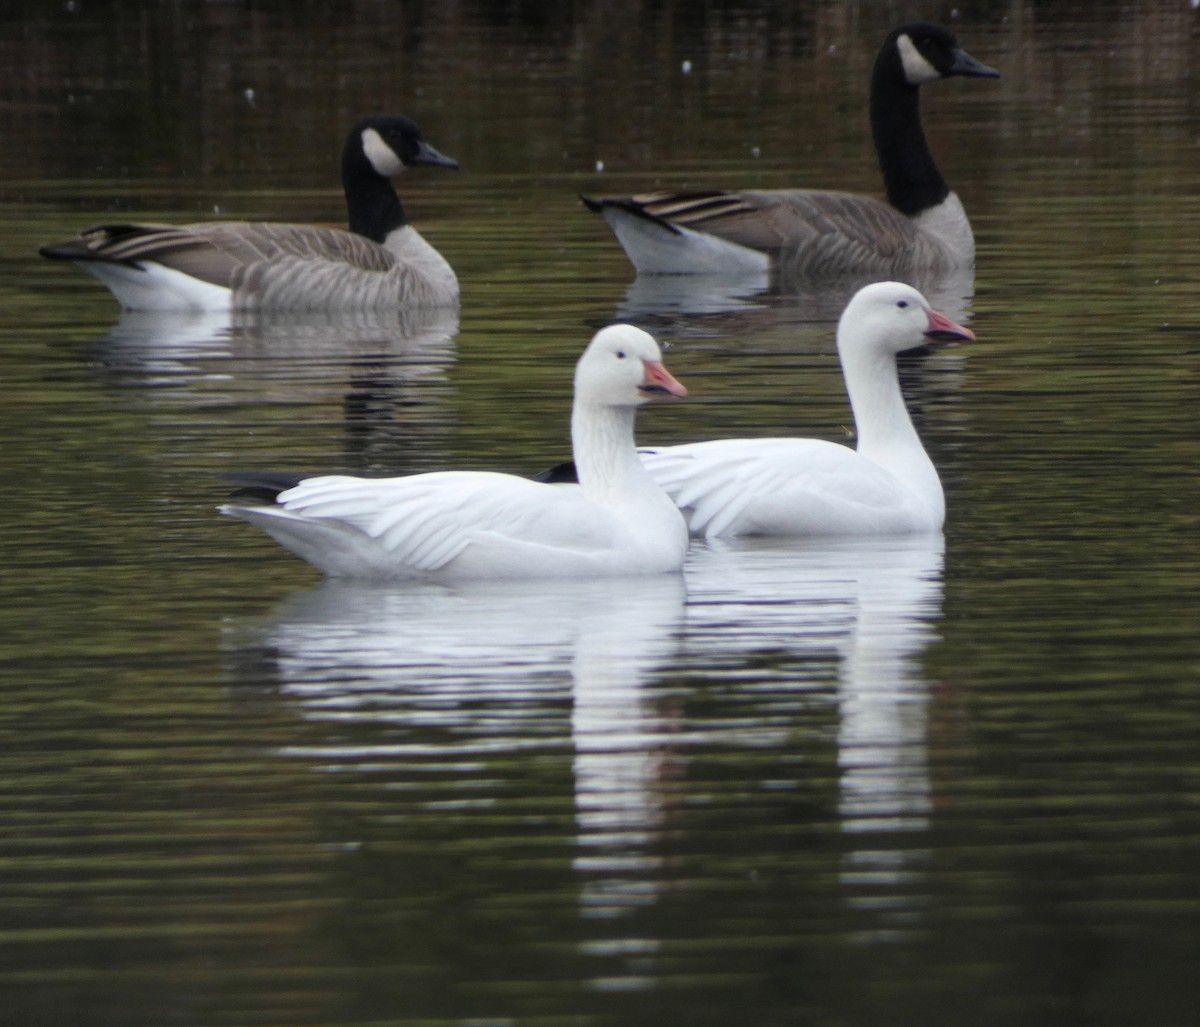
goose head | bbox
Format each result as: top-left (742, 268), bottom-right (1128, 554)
top-left (838, 281), bottom-right (974, 360)
top-left (575, 325), bottom-right (687, 408)
top-left (887, 21), bottom-right (1000, 86)
top-left (349, 113), bottom-right (460, 179)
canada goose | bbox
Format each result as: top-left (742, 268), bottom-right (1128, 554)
top-left (39, 114), bottom-right (460, 312)
top-left (582, 23), bottom-right (999, 279)
top-left (220, 325), bottom-right (690, 580)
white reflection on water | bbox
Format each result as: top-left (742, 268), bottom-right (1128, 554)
top-left (567, 580), bottom-right (687, 917)
top-left (234, 574), bottom-right (688, 918)
top-left (83, 305), bottom-right (460, 400)
top-left (682, 536), bottom-right (945, 910)
top-left (615, 271), bottom-right (772, 319)
top-left (227, 533), bottom-right (943, 935)
top-left (252, 574), bottom-right (683, 738)
top-left (610, 265), bottom-right (975, 330)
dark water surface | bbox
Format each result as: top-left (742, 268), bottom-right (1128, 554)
top-left (2, 2), bottom-right (1199, 1025)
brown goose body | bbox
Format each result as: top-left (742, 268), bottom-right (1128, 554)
top-left (587, 187), bottom-right (971, 279)
top-left (584, 23), bottom-right (998, 279)
top-left (40, 114), bottom-right (459, 312)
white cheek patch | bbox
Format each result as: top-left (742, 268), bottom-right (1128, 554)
top-left (361, 127), bottom-right (405, 176)
top-left (897, 34), bottom-right (941, 84)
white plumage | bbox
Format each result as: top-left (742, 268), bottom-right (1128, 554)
top-left (638, 281), bottom-right (974, 538)
top-left (222, 324), bottom-right (690, 579)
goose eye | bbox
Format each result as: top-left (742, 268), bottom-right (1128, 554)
top-left (616, 350), bottom-right (626, 359)
top-left (897, 300), bottom-right (910, 309)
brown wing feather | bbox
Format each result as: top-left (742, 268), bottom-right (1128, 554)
top-left (47, 221), bottom-right (397, 289)
top-left (592, 189), bottom-right (942, 276)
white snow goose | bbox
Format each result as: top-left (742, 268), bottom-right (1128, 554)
top-left (39, 114), bottom-right (460, 312)
top-left (583, 22), bottom-right (999, 279)
top-left (221, 324), bottom-right (690, 579)
top-left (635, 281), bottom-right (974, 537)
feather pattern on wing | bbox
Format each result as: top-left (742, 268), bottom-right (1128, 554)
top-left (641, 438), bottom-right (932, 538)
top-left (229, 470), bottom-right (648, 578)
top-left (50, 221), bottom-right (457, 310)
top-left (595, 189), bottom-right (959, 277)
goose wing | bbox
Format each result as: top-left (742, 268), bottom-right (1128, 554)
top-left (641, 438), bottom-right (918, 537)
top-left (588, 189), bottom-right (929, 275)
top-left (41, 221), bottom-right (458, 309)
top-left (254, 471), bottom-right (626, 573)
top-left (41, 221), bottom-right (396, 286)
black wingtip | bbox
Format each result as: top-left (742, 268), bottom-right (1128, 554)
top-left (580, 194), bottom-right (687, 236)
top-left (222, 470), bottom-right (307, 504)
top-left (39, 224), bottom-right (161, 265)
top-left (39, 240), bottom-right (88, 261)
top-left (531, 460), bottom-right (579, 484)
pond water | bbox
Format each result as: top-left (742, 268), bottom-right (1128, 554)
top-left (2, 2), bottom-right (1199, 1025)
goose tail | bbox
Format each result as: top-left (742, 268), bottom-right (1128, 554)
top-left (581, 194), bottom-right (769, 275)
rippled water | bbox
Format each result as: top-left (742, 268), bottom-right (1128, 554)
top-left (2, 2), bottom-right (1199, 1025)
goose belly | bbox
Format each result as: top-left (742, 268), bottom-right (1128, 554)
top-left (79, 261), bottom-right (233, 312)
top-left (715, 491), bottom-right (943, 538)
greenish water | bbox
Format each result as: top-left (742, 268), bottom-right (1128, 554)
top-left (2, 2), bottom-right (1199, 1025)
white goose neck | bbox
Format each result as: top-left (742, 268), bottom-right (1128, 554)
top-left (571, 401), bottom-right (647, 504)
top-left (841, 342), bottom-right (931, 470)
top-left (840, 341), bottom-right (944, 522)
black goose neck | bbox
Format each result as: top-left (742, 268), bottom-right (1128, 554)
top-left (342, 142), bottom-right (405, 243)
top-left (869, 41), bottom-right (949, 217)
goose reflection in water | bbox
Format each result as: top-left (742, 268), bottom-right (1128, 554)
top-left (83, 305), bottom-right (460, 402)
top-left (681, 536), bottom-right (946, 926)
top-left (608, 264), bottom-right (974, 342)
top-left (226, 535), bottom-right (944, 939)
top-left (228, 574), bottom-right (687, 919)
top-left (83, 305), bottom-right (461, 469)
